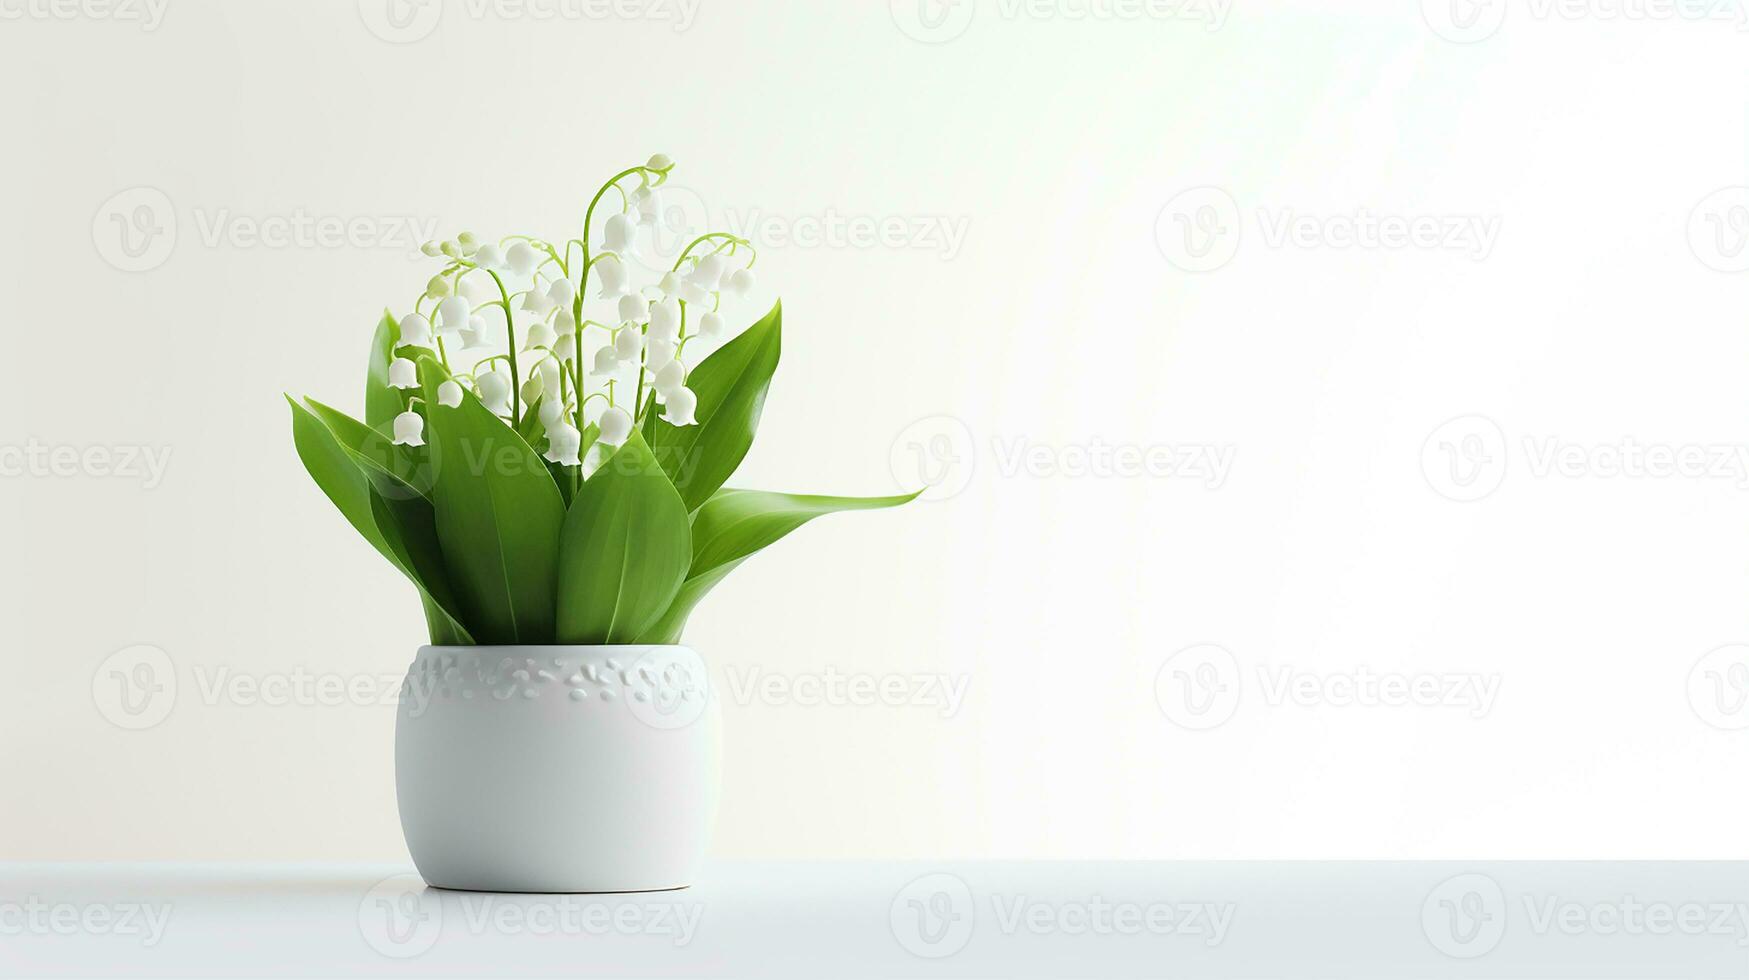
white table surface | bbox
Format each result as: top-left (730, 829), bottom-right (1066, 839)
top-left (1, 861), bottom-right (1745, 978)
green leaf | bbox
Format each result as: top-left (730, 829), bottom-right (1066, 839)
top-left (304, 398), bottom-right (432, 501)
top-left (420, 360), bottom-right (565, 644)
top-left (287, 396), bottom-right (472, 643)
top-left (633, 486), bottom-right (919, 643)
top-left (556, 430), bottom-right (692, 644)
top-left (650, 300), bottom-right (782, 511)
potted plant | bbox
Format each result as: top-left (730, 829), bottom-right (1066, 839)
top-left (287, 155), bottom-right (915, 893)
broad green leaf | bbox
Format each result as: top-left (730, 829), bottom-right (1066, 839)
top-left (287, 396), bottom-right (472, 643)
top-left (556, 430), bottom-right (691, 645)
top-left (420, 360), bottom-right (565, 644)
top-left (650, 300), bottom-right (782, 511)
top-left (304, 398), bottom-right (432, 501)
top-left (633, 487), bottom-right (919, 643)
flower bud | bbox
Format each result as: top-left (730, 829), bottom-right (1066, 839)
top-left (392, 410), bottom-right (426, 447)
top-left (548, 277), bottom-right (576, 308)
top-left (398, 313), bottom-right (433, 348)
top-left (631, 187), bottom-right (660, 227)
top-left (552, 308), bottom-right (577, 336)
top-left (646, 153), bottom-right (674, 171)
top-left (457, 231), bottom-right (478, 247)
top-left (598, 406), bottom-right (634, 445)
top-left (595, 257), bottom-right (628, 298)
top-left (698, 311), bottom-right (724, 340)
top-left (473, 243), bottom-right (505, 271)
top-left (420, 241), bottom-right (443, 258)
top-left (437, 380), bottom-right (465, 408)
top-left (388, 357), bottom-right (419, 390)
top-left (440, 241), bottom-right (460, 259)
top-left (426, 275), bottom-right (452, 300)
top-left (661, 387), bottom-right (698, 427)
top-left (690, 254), bottom-right (725, 287)
top-left (726, 268), bottom-right (755, 295)
top-left (592, 345), bottom-right (620, 373)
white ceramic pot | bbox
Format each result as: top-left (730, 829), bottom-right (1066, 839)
top-left (395, 645), bottom-right (719, 893)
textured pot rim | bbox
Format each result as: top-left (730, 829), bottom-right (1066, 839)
top-left (418, 644), bottom-right (696, 652)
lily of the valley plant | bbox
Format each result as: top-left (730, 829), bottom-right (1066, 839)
top-left (288, 155), bottom-right (914, 646)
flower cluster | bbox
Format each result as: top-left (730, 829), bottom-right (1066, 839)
top-left (383, 154), bottom-right (756, 471)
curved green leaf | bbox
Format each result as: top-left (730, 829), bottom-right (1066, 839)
top-left (556, 431), bottom-right (692, 644)
top-left (633, 486), bottom-right (918, 643)
top-left (421, 361), bottom-right (564, 644)
top-left (287, 396), bottom-right (473, 643)
top-left (304, 398), bottom-right (432, 501)
top-left (650, 300), bottom-right (782, 511)
top-left (366, 310), bottom-right (408, 431)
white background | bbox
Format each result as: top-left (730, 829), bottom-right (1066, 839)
top-left (1, 0), bottom-right (1746, 862)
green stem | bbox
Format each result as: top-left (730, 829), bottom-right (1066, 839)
top-left (487, 270), bottom-right (520, 425)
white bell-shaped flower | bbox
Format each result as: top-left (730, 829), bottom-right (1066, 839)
top-left (661, 386), bottom-right (698, 427)
top-left (726, 268), bottom-right (755, 295)
top-left (425, 275), bottom-right (451, 300)
top-left (392, 410), bottom-right (427, 446)
top-left (460, 315), bottom-right (490, 350)
top-left (613, 327), bottom-right (642, 361)
top-left (399, 313), bottom-right (433, 348)
top-left (680, 280), bottom-right (710, 305)
top-left (646, 153), bottom-right (674, 171)
top-left (437, 380), bottom-right (465, 408)
top-left (658, 271), bottom-right (684, 298)
top-left (459, 275), bottom-right (490, 305)
top-left (603, 213), bottom-right (635, 255)
top-left (552, 308), bottom-right (577, 336)
top-left (521, 288), bottom-right (554, 314)
top-left (437, 295), bottom-right (471, 335)
top-left (506, 242), bottom-right (539, 276)
top-left (698, 311), bottom-right (724, 340)
top-left (554, 334), bottom-right (577, 361)
top-left (649, 299), bottom-right (680, 341)
top-left (689, 253), bottom-right (725, 288)
top-left (617, 292), bottom-right (649, 324)
top-left (539, 396), bottom-right (566, 428)
top-left (548, 276), bottom-right (576, 308)
top-left (593, 345), bottom-right (621, 373)
top-left (653, 359), bottom-right (685, 396)
top-left (388, 357), bottom-right (419, 390)
top-left (524, 320), bottom-right (556, 352)
top-left (538, 359), bottom-right (560, 393)
top-left (544, 422), bottom-right (582, 466)
top-left (473, 243), bottom-right (505, 271)
top-left (595, 256), bottom-right (629, 298)
top-left (630, 186), bottom-right (660, 227)
top-left (597, 406), bottom-right (634, 445)
top-left (644, 337), bottom-right (676, 374)
top-left (475, 369), bottom-right (512, 415)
